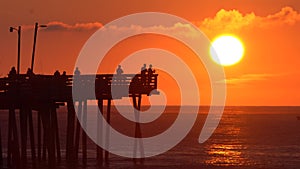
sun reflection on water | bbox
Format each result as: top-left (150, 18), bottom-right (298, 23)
top-left (204, 116), bottom-right (251, 167)
top-left (205, 144), bottom-right (249, 166)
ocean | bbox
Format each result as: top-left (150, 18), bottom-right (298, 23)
top-left (0, 106), bottom-right (299, 169)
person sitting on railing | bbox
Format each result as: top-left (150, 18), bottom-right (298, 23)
top-left (148, 64), bottom-right (155, 85)
top-left (54, 70), bottom-right (60, 77)
top-left (8, 66), bottom-right (16, 78)
top-left (141, 64), bottom-right (146, 72)
top-left (60, 71), bottom-right (68, 87)
top-left (141, 64), bottom-right (147, 85)
top-left (53, 70), bottom-right (62, 96)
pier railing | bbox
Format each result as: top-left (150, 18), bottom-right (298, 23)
top-left (0, 73), bottom-right (158, 106)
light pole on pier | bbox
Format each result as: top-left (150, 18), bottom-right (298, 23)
top-left (9, 26), bottom-right (21, 74)
top-left (31, 22), bottom-right (47, 72)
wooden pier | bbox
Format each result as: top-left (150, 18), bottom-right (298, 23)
top-left (0, 71), bottom-right (158, 168)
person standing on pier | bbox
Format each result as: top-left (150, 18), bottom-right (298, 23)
top-left (116, 65), bottom-right (123, 75)
top-left (74, 67), bottom-right (81, 76)
top-left (73, 67), bottom-right (82, 95)
top-left (115, 65), bottom-right (124, 85)
top-left (27, 68), bottom-right (34, 75)
top-left (8, 67), bottom-right (16, 78)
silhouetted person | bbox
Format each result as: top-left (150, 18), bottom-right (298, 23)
top-left (74, 67), bottom-right (80, 76)
top-left (141, 64), bottom-right (147, 85)
top-left (8, 67), bottom-right (17, 78)
top-left (58, 71), bottom-right (67, 87)
top-left (116, 65), bottom-right (123, 75)
top-left (26, 68), bottom-right (34, 77)
top-left (148, 64), bottom-right (155, 85)
top-left (148, 64), bottom-right (155, 74)
top-left (115, 65), bottom-right (124, 85)
top-left (62, 71), bottom-right (66, 76)
top-left (73, 68), bottom-right (81, 91)
top-left (54, 70), bottom-right (60, 77)
top-left (141, 64), bottom-right (146, 72)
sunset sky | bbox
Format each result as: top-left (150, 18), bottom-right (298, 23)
top-left (1, 0), bottom-right (300, 106)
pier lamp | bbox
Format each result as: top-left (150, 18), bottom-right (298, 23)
top-left (31, 22), bottom-right (47, 72)
top-left (9, 26), bottom-right (21, 74)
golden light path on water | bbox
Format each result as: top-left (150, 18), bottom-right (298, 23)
top-left (204, 117), bottom-right (250, 167)
top-left (205, 144), bottom-right (248, 166)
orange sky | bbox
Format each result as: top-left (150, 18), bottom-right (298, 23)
top-left (1, 0), bottom-right (300, 106)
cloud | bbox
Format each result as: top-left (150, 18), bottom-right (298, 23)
top-left (23, 21), bottom-right (103, 31)
top-left (45, 21), bottom-right (103, 31)
top-left (217, 73), bottom-right (281, 85)
top-left (198, 6), bottom-right (300, 36)
top-left (261, 6), bottom-right (300, 26)
top-left (22, 21), bottom-right (200, 39)
top-left (23, 21), bottom-right (198, 36)
top-left (21, 6), bottom-right (300, 36)
top-left (197, 9), bottom-right (256, 34)
top-left (100, 22), bottom-right (199, 38)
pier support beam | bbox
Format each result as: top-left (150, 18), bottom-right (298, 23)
top-left (52, 105), bottom-right (61, 163)
top-left (37, 111), bottom-right (42, 161)
top-left (19, 106), bottom-right (28, 166)
top-left (74, 100), bottom-right (88, 165)
top-left (0, 122), bottom-right (2, 167)
top-left (104, 99), bottom-right (111, 165)
top-left (66, 101), bottom-right (76, 162)
top-left (97, 99), bottom-right (104, 165)
top-left (18, 103), bottom-right (36, 167)
top-left (82, 100), bottom-right (87, 165)
top-left (74, 101), bottom-right (82, 160)
top-left (39, 103), bottom-right (61, 168)
top-left (7, 106), bottom-right (20, 168)
top-left (133, 94), bottom-right (144, 164)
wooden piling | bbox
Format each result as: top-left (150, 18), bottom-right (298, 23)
top-left (28, 108), bottom-right (36, 162)
top-left (52, 105), bottom-right (61, 163)
top-left (37, 111), bottom-right (42, 161)
top-left (19, 107), bottom-right (28, 166)
top-left (74, 101), bottom-right (82, 160)
top-left (41, 108), bottom-right (47, 161)
top-left (66, 101), bottom-right (76, 162)
top-left (104, 99), bottom-right (111, 165)
top-left (48, 106), bottom-right (56, 168)
top-left (7, 106), bottom-right (20, 168)
top-left (133, 94), bottom-right (144, 164)
top-left (0, 119), bottom-right (3, 166)
top-left (82, 100), bottom-right (87, 165)
top-left (97, 99), bottom-right (104, 165)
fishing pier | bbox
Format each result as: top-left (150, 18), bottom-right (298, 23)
top-left (0, 71), bottom-right (158, 168)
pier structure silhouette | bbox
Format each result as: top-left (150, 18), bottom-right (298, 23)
top-left (0, 69), bottom-right (159, 168)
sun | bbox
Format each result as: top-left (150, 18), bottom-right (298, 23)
top-left (210, 35), bottom-right (245, 66)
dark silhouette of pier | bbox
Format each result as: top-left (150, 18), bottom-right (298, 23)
top-left (0, 69), bottom-right (159, 168)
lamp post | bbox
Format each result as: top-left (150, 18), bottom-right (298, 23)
top-left (9, 26), bottom-right (21, 75)
top-left (31, 22), bottom-right (47, 72)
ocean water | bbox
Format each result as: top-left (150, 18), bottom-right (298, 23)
top-left (0, 106), bottom-right (300, 169)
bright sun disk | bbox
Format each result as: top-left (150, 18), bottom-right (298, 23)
top-left (210, 35), bottom-right (244, 66)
